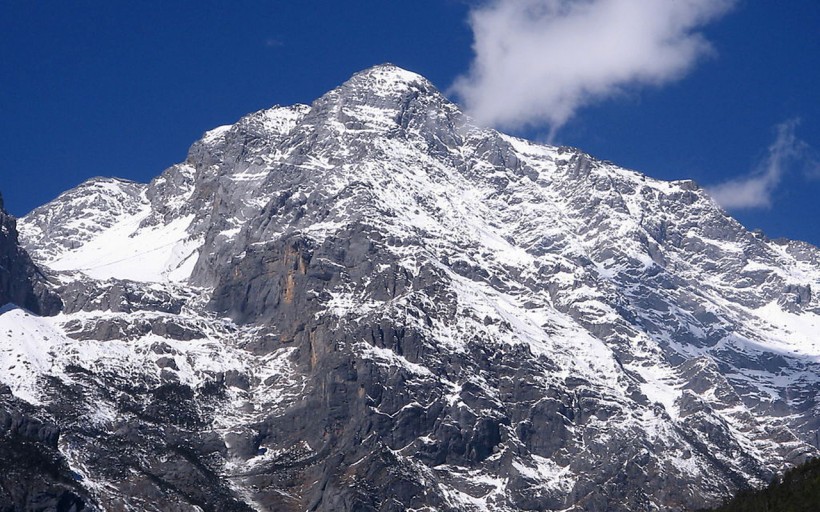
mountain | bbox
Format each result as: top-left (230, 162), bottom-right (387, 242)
top-left (1, 64), bottom-right (818, 511)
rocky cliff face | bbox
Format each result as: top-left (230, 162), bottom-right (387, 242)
top-left (0, 197), bottom-right (84, 510)
top-left (0, 193), bottom-right (61, 316)
top-left (3, 64), bottom-right (819, 512)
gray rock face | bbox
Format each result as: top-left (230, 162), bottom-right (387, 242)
top-left (0, 193), bottom-right (62, 315)
top-left (59, 279), bottom-right (187, 315)
top-left (5, 64), bottom-right (820, 512)
top-left (0, 393), bottom-right (92, 511)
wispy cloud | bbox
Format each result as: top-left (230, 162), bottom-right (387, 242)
top-left (707, 119), bottom-right (810, 210)
top-left (451, 0), bottom-right (735, 138)
top-left (806, 149), bottom-right (820, 180)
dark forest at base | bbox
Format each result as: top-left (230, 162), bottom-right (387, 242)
top-left (701, 458), bottom-right (820, 512)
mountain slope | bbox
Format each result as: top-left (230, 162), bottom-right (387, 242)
top-left (4, 64), bottom-right (820, 512)
top-left (0, 197), bottom-right (89, 510)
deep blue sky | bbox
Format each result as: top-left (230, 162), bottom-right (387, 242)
top-left (1, 1), bottom-right (818, 245)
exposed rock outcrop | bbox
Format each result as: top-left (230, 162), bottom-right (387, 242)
top-left (0, 193), bottom-right (61, 315)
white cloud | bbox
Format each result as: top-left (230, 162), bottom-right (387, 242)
top-left (806, 149), bottom-right (820, 180)
top-left (707, 119), bottom-right (805, 210)
top-left (451, 0), bottom-right (735, 137)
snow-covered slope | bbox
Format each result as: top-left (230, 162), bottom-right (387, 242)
top-left (19, 178), bottom-right (146, 263)
top-left (18, 177), bottom-right (199, 282)
top-left (5, 64), bottom-right (820, 512)
top-left (0, 305), bottom-right (65, 404)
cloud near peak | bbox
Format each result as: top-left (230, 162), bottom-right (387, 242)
top-left (451, 0), bottom-right (736, 137)
top-left (707, 119), bottom-right (814, 211)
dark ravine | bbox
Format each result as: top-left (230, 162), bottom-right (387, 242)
top-left (0, 65), bottom-right (818, 511)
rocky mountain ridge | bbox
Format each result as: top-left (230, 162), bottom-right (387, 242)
top-left (1, 64), bottom-right (818, 511)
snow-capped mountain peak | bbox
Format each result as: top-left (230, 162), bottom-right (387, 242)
top-left (4, 65), bottom-right (819, 512)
